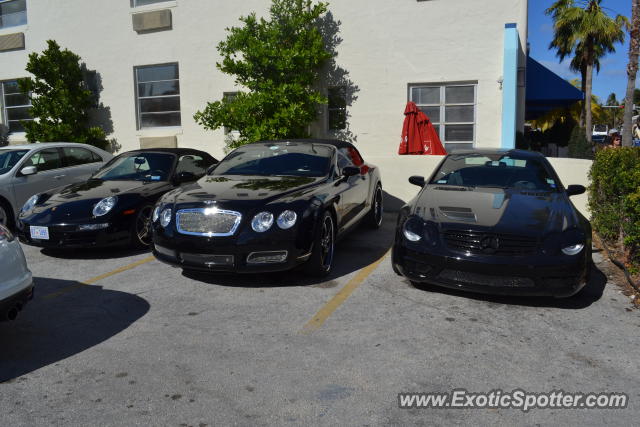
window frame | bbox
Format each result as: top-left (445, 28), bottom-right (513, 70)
top-left (134, 62), bottom-right (181, 130)
top-left (408, 82), bottom-right (477, 150)
top-left (61, 147), bottom-right (102, 167)
top-left (0, 0), bottom-right (27, 30)
top-left (1, 79), bottom-right (33, 135)
top-left (131, 0), bottom-right (172, 8)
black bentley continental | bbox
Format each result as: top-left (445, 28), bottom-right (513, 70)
top-left (18, 148), bottom-right (217, 248)
top-left (151, 139), bottom-right (383, 276)
top-left (392, 149), bottom-right (592, 297)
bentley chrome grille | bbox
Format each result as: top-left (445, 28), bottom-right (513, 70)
top-left (176, 208), bottom-right (242, 237)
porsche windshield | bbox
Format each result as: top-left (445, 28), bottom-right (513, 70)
top-left (211, 143), bottom-right (333, 177)
top-left (0, 149), bottom-right (29, 175)
top-left (430, 153), bottom-right (559, 191)
top-left (92, 152), bottom-right (175, 181)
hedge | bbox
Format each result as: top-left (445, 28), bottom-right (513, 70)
top-left (588, 147), bottom-right (640, 268)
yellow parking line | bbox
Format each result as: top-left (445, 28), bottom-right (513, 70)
top-left (42, 256), bottom-right (156, 300)
top-left (300, 250), bottom-right (390, 334)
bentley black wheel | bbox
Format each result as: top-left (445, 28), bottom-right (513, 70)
top-left (305, 211), bottom-right (335, 277)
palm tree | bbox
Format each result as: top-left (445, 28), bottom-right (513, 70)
top-left (569, 42), bottom-right (602, 127)
top-left (546, 0), bottom-right (629, 143)
top-left (622, 0), bottom-right (639, 147)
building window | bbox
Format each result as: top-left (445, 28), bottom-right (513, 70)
top-left (0, 0), bottom-right (26, 29)
top-left (223, 92), bottom-right (239, 135)
top-left (135, 63), bottom-right (181, 129)
top-left (1, 80), bottom-right (32, 134)
top-left (409, 83), bottom-right (476, 151)
top-left (328, 86), bottom-right (346, 131)
top-left (132, 0), bottom-right (170, 7)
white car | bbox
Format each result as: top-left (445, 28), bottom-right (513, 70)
top-left (0, 223), bottom-right (33, 321)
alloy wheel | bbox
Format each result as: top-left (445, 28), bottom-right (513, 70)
top-left (0, 205), bottom-right (7, 226)
top-left (320, 215), bottom-right (335, 269)
top-left (135, 206), bottom-right (153, 246)
top-left (374, 187), bottom-right (383, 227)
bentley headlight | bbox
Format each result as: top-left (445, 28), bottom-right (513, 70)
top-left (160, 208), bottom-right (172, 228)
top-left (252, 211), bottom-right (274, 232)
top-left (277, 210), bottom-right (297, 229)
top-left (402, 216), bottom-right (424, 242)
top-left (21, 195), bottom-right (39, 213)
top-left (562, 243), bottom-right (584, 256)
top-left (152, 205), bottom-right (161, 223)
top-left (93, 196), bottom-right (117, 217)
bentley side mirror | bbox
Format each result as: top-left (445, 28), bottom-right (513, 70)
top-left (409, 175), bottom-right (426, 187)
top-left (566, 184), bottom-right (586, 197)
top-left (342, 166), bottom-right (360, 177)
top-left (20, 166), bottom-right (37, 176)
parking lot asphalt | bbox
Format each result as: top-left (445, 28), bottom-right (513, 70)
top-left (1, 213), bottom-right (639, 426)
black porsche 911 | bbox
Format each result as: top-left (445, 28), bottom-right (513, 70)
top-left (151, 139), bottom-right (383, 276)
top-left (392, 149), bottom-right (591, 297)
top-left (18, 148), bottom-right (217, 248)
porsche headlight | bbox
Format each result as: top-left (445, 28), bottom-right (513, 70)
top-left (562, 243), bottom-right (584, 256)
top-left (21, 195), bottom-right (39, 213)
top-left (93, 196), bottom-right (117, 217)
top-left (277, 210), bottom-right (297, 229)
top-left (160, 208), bottom-right (172, 228)
top-left (152, 205), bottom-right (161, 223)
top-left (251, 211), bottom-right (274, 233)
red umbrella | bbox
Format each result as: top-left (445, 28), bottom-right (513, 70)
top-left (398, 102), bottom-right (447, 155)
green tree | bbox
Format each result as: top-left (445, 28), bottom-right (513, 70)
top-left (194, 0), bottom-right (332, 150)
top-left (546, 0), bottom-right (629, 144)
top-left (18, 40), bottom-right (107, 149)
top-left (622, 0), bottom-right (639, 146)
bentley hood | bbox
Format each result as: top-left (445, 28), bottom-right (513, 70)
top-left (413, 185), bottom-right (580, 236)
top-left (164, 175), bottom-right (325, 208)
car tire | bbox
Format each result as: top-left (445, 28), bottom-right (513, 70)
top-left (130, 205), bottom-right (154, 248)
top-left (364, 184), bottom-right (383, 229)
top-left (0, 200), bottom-right (14, 229)
top-left (304, 211), bottom-right (335, 277)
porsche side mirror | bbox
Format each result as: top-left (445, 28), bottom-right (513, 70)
top-left (176, 171), bottom-right (198, 184)
top-left (342, 166), bottom-right (360, 177)
top-left (566, 184), bottom-right (586, 197)
top-left (409, 175), bottom-right (426, 187)
top-left (20, 166), bottom-right (37, 176)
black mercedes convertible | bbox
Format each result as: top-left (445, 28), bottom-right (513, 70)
top-left (392, 149), bottom-right (591, 297)
top-left (18, 148), bottom-right (217, 248)
top-left (151, 139), bottom-right (383, 276)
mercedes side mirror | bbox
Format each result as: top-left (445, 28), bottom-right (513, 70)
top-left (20, 166), bottom-right (37, 176)
top-left (409, 175), bottom-right (426, 187)
top-left (342, 166), bottom-right (360, 177)
top-left (566, 185), bottom-right (586, 197)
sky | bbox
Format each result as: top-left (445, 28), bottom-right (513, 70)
top-left (528, 0), bottom-right (632, 103)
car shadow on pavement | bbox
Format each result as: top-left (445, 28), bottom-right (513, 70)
top-left (411, 263), bottom-right (607, 309)
top-left (181, 214), bottom-right (397, 288)
top-left (0, 277), bottom-right (149, 383)
top-left (40, 247), bottom-right (150, 260)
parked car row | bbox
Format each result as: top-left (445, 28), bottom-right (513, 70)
top-left (0, 139), bottom-right (592, 322)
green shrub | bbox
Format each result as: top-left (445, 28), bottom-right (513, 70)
top-left (568, 126), bottom-right (593, 159)
top-left (589, 147), bottom-right (640, 267)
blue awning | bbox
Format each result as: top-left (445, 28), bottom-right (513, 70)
top-left (525, 56), bottom-right (584, 120)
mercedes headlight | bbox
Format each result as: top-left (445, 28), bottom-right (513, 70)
top-left (21, 195), bottom-right (39, 213)
top-left (251, 211), bottom-right (274, 233)
top-left (562, 243), bottom-right (584, 256)
top-left (93, 196), bottom-right (117, 217)
top-left (277, 210), bottom-right (297, 229)
top-left (402, 216), bottom-right (424, 242)
top-left (160, 208), bottom-right (172, 228)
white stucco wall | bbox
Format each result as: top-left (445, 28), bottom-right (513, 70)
top-left (1, 0), bottom-right (527, 161)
